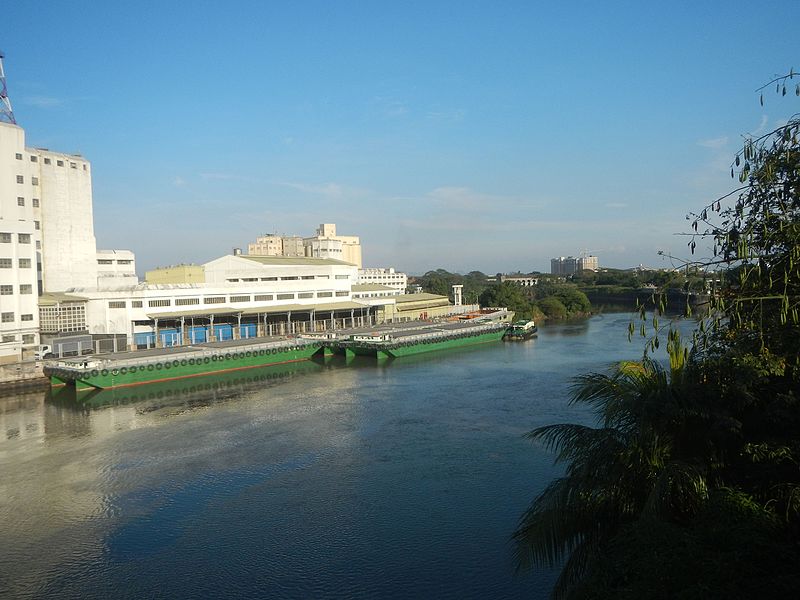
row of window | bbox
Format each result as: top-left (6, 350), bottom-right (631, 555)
top-left (0, 233), bottom-right (36, 243)
top-left (0, 285), bottom-right (33, 295)
top-left (0, 312), bottom-right (34, 323)
top-left (97, 259), bottom-right (133, 265)
top-left (107, 290), bottom-right (349, 309)
top-left (15, 175), bottom-right (38, 185)
top-left (0, 259), bottom-right (32, 268)
top-left (224, 274), bottom-right (348, 283)
top-left (14, 153), bottom-right (86, 170)
top-left (1, 334), bottom-right (35, 344)
top-left (12, 198), bottom-right (40, 208)
top-left (39, 304), bottom-right (86, 333)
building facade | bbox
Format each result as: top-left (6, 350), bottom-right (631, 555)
top-left (357, 267), bottom-right (407, 292)
top-left (0, 122), bottom-right (42, 360)
top-left (304, 223), bottom-right (362, 267)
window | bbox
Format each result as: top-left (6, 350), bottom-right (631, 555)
top-left (242, 277), bottom-right (257, 282)
top-left (32, 198), bottom-right (39, 207)
top-left (317, 291), bottom-right (333, 298)
top-left (298, 292), bottom-right (313, 299)
top-left (230, 295), bottom-right (251, 303)
top-left (30, 155), bottom-right (38, 163)
top-left (175, 298), bottom-right (200, 306)
top-left (317, 275), bottom-right (330, 279)
top-left (18, 234), bottom-right (30, 244)
top-left (254, 294), bottom-right (273, 301)
top-left (22, 334), bottom-right (34, 344)
top-left (132, 300), bottom-right (143, 308)
top-left (1, 313), bottom-right (14, 323)
top-left (21, 314), bottom-right (33, 322)
top-left (148, 299), bottom-right (171, 307)
top-left (44, 158), bottom-right (51, 165)
top-left (97, 259), bottom-right (113, 265)
top-left (336, 291), bottom-right (349, 297)
top-left (18, 258), bottom-right (31, 268)
top-left (70, 162), bottom-right (77, 169)
top-left (1, 233), bottom-right (13, 243)
top-left (0, 259), bottom-right (11, 268)
top-left (83, 164), bottom-right (87, 171)
top-left (108, 301), bottom-right (126, 309)
top-left (335, 274), bottom-right (349, 280)
top-left (281, 276), bottom-right (298, 281)
top-left (204, 296), bottom-right (225, 304)
top-left (301, 275), bottom-right (315, 280)
top-left (19, 285), bottom-right (32, 294)
top-left (17, 197), bottom-right (24, 206)
top-left (34, 221), bottom-right (40, 230)
top-left (35, 241), bottom-right (41, 249)
top-left (0, 285), bottom-right (12, 295)
top-left (15, 153), bottom-right (22, 160)
top-left (16, 175), bottom-right (23, 184)
top-left (31, 177), bottom-right (38, 186)
top-left (276, 293), bottom-right (294, 300)
top-left (2, 335), bottom-right (15, 342)
top-left (57, 160), bottom-right (64, 167)
top-left (261, 277), bottom-right (277, 281)
top-left (117, 260), bottom-right (132, 265)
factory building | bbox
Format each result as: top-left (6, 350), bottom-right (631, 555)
top-left (357, 267), bottom-right (408, 293)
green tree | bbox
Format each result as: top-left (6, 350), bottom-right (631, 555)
top-left (516, 71), bottom-right (800, 597)
top-left (479, 282), bottom-right (533, 317)
top-left (536, 297), bottom-right (567, 319)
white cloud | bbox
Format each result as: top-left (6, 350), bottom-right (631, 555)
top-left (23, 95), bottom-right (63, 109)
top-left (274, 180), bottom-right (369, 199)
top-left (697, 136), bottom-right (728, 149)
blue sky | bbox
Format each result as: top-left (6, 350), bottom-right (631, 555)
top-left (4, 1), bottom-right (799, 274)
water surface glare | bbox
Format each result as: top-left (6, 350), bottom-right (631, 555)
top-left (0, 314), bottom-right (664, 599)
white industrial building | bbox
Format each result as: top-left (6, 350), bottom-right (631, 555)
top-left (357, 267), bottom-right (408, 293)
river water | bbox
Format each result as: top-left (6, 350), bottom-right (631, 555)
top-left (0, 313), bottom-right (675, 599)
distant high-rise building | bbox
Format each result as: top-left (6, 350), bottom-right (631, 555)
top-left (551, 254), bottom-right (599, 274)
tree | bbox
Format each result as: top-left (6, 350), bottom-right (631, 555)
top-left (479, 282), bottom-right (533, 318)
top-left (515, 71), bottom-right (800, 597)
top-left (513, 338), bottom-right (707, 598)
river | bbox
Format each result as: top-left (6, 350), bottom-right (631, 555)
top-left (0, 313), bottom-right (679, 599)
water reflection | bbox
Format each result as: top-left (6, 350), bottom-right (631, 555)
top-left (0, 317), bottom-right (672, 599)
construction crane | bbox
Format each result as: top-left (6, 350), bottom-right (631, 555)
top-left (0, 51), bottom-right (17, 125)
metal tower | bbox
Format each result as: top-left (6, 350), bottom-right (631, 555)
top-left (0, 51), bottom-right (16, 125)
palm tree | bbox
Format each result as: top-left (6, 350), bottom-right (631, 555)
top-left (513, 334), bottom-right (710, 598)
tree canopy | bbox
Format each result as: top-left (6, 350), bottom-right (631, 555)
top-left (514, 71), bottom-right (800, 598)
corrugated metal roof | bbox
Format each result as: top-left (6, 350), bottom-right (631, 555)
top-left (38, 292), bottom-right (88, 306)
top-left (394, 293), bottom-right (449, 304)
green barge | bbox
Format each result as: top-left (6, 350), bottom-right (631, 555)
top-left (43, 311), bottom-right (513, 394)
top-left (44, 337), bottom-right (323, 392)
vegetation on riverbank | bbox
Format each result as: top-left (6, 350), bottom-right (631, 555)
top-left (414, 270), bottom-right (592, 321)
top-left (513, 73), bottom-right (800, 598)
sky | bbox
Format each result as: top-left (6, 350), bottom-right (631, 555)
top-left (3, 1), bottom-right (799, 275)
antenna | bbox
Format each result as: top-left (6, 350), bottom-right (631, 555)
top-left (0, 51), bottom-right (16, 124)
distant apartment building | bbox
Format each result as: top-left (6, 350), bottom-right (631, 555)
top-left (551, 254), bottom-right (599, 274)
top-left (577, 255), bottom-right (598, 271)
top-left (304, 223), bottom-right (362, 268)
top-left (357, 267), bottom-right (407, 293)
top-left (246, 224), bottom-right (361, 267)
top-left (247, 234), bottom-right (305, 257)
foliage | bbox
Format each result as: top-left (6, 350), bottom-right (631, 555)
top-left (536, 297), bottom-right (567, 319)
top-left (479, 282), bottom-right (535, 319)
top-left (515, 71), bottom-right (800, 598)
top-left (415, 269), bottom-right (491, 303)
